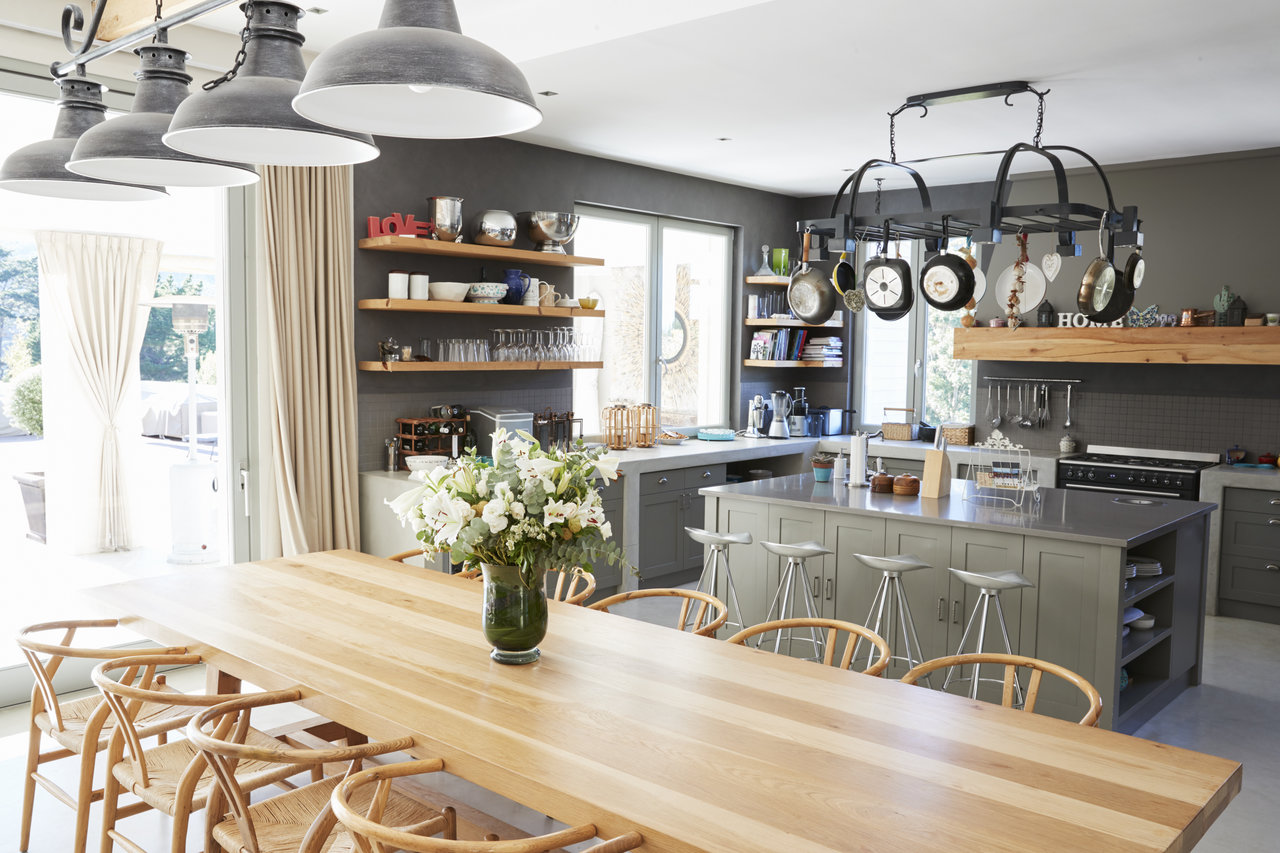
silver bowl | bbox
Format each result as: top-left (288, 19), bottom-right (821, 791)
top-left (521, 211), bottom-right (581, 253)
top-left (471, 209), bottom-right (517, 246)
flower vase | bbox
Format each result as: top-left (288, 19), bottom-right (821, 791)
top-left (480, 563), bottom-right (548, 664)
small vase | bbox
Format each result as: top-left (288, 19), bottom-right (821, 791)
top-left (812, 463), bottom-right (833, 483)
top-left (480, 563), bottom-right (548, 664)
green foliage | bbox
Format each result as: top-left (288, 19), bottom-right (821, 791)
top-left (0, 247), bottom-right (39, 382)
top-left (5, 365), bottom-right (42, 436)
top-left (924, 308), bottom-right (974, 425)
top-left (139, 273), bottom-right (217, 382)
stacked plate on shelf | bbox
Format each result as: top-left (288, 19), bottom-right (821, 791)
top-left (1132, 556), bottom-right (1163, 577)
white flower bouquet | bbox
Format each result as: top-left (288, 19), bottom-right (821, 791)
top-left (388, 429), bottom-right (626, 584)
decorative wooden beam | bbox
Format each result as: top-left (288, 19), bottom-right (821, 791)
top-left (94, 0), bottom-right (209, 42)
top-left (953, 326), bottom-right (1280, 365)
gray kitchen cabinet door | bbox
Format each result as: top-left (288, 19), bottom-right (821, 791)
top-left (884, 520), bottom-right (952, 665)
top-left (823, 514), bottom-right (888, 623)
top-left (637, 491), bottom-right (683, 586)
top-left (714, 498), bottom-right (770, 631)
top-left (683, 491), bottom-right (708, 573)
top-left (1020, 535), bottom-right (1110, 726)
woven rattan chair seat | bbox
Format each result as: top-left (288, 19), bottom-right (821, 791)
top-left (35, 682), bottom-right (186, 753)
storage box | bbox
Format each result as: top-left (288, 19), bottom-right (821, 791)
top-left (471, 407), bottom-right (534, 457)
top-left (882, 408), bottom-right (916, 441)
top-left (940, 423), bottom-right (976, 446)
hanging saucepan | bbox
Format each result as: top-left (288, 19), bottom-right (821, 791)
top-left (788, 227), bottom-right (838, 324)
top-left (1122, 248), bottom-right (1145, 294)
top-left (862, 219), bottom-right (913, 321)
top-left (831, 249), bottom-right (865, 313)
top-left (919, 215), bottom-right (976, 311)
top-left (1078, 214), bottom-right (1131, 323)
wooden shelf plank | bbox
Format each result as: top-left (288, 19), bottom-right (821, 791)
top-left (359, 361), bottom-right (603, 373)
top-left (953, 326), bottom-right (1280, 364)
top-left (359, 236), bottom-right (604, 267)
top-left (743, 359), bottom-right (845, 368)
top-left (357, 298), bottom-right (605, 318)
top-left (745, 275), bottom-right (791, 285)
top-left (744, 318), bottom-right (842, 328)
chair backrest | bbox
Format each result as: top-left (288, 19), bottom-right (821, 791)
top-left (16, 619), bottom-right (186, 733)
top-left (92, 653), bottom-right (257, 791)
top-left (386, 549), bottom-right (426, 564)
top-left (900, 653), bottom-right (1104, 726)
top-left (725, 618), bottom-right (892, 676)
top-left (454, 566), bottom-right (597, 606)
top-left (330, 759), bottom-right (643, 853)
top-left (588, 589), bottom-right (728, 637)
top-left (187, 689), bottom-right (424, 853)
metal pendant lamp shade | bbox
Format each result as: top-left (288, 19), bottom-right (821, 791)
top-left (67, 44), bottom-right (259, 187)
top-left (164, 2), bottom-right (378, 166)
top-left (292, 0), bottom-right (542, 139)
top-left (0, 77), bottom-right (166, 201)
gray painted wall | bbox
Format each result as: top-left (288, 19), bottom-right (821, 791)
top-left (353, 136), bottom-right (803, 470)
top-left (796, 149), bottom-right (1280, 460)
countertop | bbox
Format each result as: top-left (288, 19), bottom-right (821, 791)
top-left (1201, 463), bottom-right (1280, 492)
top-left (701, 473), bottom-right (1216, 548)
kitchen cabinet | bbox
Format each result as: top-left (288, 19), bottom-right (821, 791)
top-left (637, 464), bottom-right (726, 588)
top-left (742, 275), bottom-right (845, 369)
top-left (1217, 486), bottom-right (1280, 624)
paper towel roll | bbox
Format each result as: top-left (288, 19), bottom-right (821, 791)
top-left (851, 434), bottom-right (868, 487)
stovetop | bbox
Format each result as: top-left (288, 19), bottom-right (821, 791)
top-left (1061, 444), bottom-right (1219, 472)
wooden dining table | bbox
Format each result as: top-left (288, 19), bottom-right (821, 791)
top-left (89, 549), bottom-right (1240, 852)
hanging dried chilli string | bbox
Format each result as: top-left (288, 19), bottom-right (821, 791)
top-left (203, 1), bottom-right (254, 91)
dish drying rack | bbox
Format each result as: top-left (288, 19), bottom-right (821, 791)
top-left (965, 446), bottom-right (1033, 508)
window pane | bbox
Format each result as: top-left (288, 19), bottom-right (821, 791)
top-left (858, 239), bottom-right (913, 427)
top-left (573, 214), bottom-right (652, 434)
top-left (923, 305), bottom-right (974, 424)
top-left (658, 225), bottom-right (730, 428)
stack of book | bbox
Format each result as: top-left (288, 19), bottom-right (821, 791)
top-left (801, 335), bottom-right (843, 363)
top-left (749, 330), bottom-right (843, 364)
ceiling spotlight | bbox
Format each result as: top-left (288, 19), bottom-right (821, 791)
top-left (0, 77), bottom-right (166, 201)
top-left (67, 43), bottom-right (259, 187)
top-left (292, 0), bottom-right (542, 139)
top-left (717, 137), bottom-right (732, 142)
top-left (164, 2), bottom-right (378, 167)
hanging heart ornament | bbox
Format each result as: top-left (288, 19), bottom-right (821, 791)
top-left (1041, 252), bottom-right (1062, 282)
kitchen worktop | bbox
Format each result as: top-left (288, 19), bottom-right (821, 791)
top-left (701, 473), bottom-right (1216, 548)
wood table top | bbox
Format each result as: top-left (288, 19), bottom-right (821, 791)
top-left (88, 550), bottom-right (1241, 853)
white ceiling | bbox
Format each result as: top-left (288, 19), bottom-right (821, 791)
top-left (188, 0), bottom-right (1280, 197)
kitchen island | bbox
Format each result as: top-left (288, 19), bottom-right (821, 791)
top-left (701, 475), bottom-right (1215, 732)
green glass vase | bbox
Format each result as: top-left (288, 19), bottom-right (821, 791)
top-left (480, 563), bottom-right (548, 664)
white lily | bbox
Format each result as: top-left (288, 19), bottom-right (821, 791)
top-left (593, 455), bottom-right (620, 481)
top-left (543, 499), bottom-right (576, 527)
top-left (386, 480), bottom-right (430, 523)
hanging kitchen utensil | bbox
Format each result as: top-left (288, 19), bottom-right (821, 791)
top-left (1123, 248), bottom-right (1145, 293)
top-left (787, 227), bottom-right (839, 325)
top-left (832, 250), bottom-right (864, 313)
top-left (1078, 214), bottom-right (1132, 323)
top-left (919, 215), bottom-right (975, 311)
top-left (862, 220), bottom-right (913, 321)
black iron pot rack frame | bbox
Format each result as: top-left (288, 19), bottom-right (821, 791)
top-left (800, 82), bottom-right (1143, 257)
top-left (51, 0), bottom-right (240, 78)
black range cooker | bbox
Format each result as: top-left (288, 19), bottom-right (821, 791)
top-left (1056, 444), bottom-right (1219, 501)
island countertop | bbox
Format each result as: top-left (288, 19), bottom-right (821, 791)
top-left (701, 474), bottom-right (1216, 548)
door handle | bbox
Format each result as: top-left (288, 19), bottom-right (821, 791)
top-left (1269, 518), bottom-right (1280, 526)
top-left (239, 465), bottom-right (250, 518)
top-left (937, 597), bottom-right (946, 621)
top-left (658, 476), bottom-right (669, 485)
top-left (1270, 498), bottom-right (1280, 506)
top-left (812, 576), bottom-right (820, 598)
top-left (1266, 564), bottom-right (1280, 572)
top-left (951, 600), bottom-right (961, 624)
top-left (825, 578), bottom-right (833, 601)
top-left (702, 470), bottom-right (712, 479)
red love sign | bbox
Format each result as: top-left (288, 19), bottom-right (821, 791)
top-left (367, 213), bottom-right (435, 238)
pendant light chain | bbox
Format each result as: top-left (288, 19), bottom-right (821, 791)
top-left (1033, 90), bottom-right (1046, 148)
top-left (152, 0), bottom-right (165, 43)
top-left (889, 113), bottom-right (897, 164)
top-left (202, 1), bottom-right (254, 91)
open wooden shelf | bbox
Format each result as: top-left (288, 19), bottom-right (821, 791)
top-left (359, 236), bottom-right (604, 267)
top-left (953, 326), bottom-right (1280, 364)
top-left (359, 360), bottom-right (603, 373)
top-left (357, 298), bottom-right (604, 318)
top-left (745, 275), bottom-right (791, 286)
top-left (743, 359), bottom-right (844, 368)
top-left (744, 318), bottom-right (841, 328)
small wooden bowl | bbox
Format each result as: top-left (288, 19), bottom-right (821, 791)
top-left (870, 473), bottom-right (894, 493)
top-left (893, 474), bottom-right (920, 496)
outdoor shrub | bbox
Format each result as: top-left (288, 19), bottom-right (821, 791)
top-left (5, 365), bottom-right (42, 436)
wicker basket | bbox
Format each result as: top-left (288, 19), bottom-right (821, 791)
top-left (881, 408), bottom-right (915, 441)
top-left (940, 423), bottom-right (976, 446)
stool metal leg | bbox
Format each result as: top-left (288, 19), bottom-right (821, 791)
top-left (696, 545), bottom-right (746, 638)
top-left (763, 558), bottom-right (824, 660)
top-left (857, 571), bottom-right (930, 683)
top-left (942, 590), bottom-right (1023, 704)
top-left (891, 575), bottom-right (931, 686)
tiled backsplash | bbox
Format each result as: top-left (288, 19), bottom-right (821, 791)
top-left (358, 388), bottom-right (572, 471)
top-left (973, 387), bottom-right (1280, 461)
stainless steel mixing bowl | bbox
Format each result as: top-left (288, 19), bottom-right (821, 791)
top-left (521, 211), bottom-right (580, 253)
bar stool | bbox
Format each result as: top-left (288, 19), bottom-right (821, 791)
top-left (945, 567), bottom-right (1036, 701)
top-left (759, 540), bottom-right (833, 659)
top-left (852, 553), bottom-right (933, 682)
top-left (685, 527), bottom-right (751, 634)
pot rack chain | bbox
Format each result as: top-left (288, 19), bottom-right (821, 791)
top-left (202, 1), bottom-right (254, 91)
top-left (887, 82), bottom-right (1052, 162)
top-left (52, 0), bottom-right (241, 78)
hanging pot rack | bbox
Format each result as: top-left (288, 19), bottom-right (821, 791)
top-left (802, 81), bottom-right (1143, 254)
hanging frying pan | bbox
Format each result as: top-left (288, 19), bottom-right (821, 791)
top-left (1123, 249), bottom-right (1145, 293)
top-left (831, 250), bottom-right (864, 312)
top-left (788, 227), bottom-right (839, 324)
top-left (862, 220), bottom-right (913, 321)
top-left (919, 216), bottom-right (975, 311)
top-left (1078, 215), bottom-right (1132, 323)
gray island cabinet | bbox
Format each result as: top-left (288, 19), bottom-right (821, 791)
top-left (700, 475), bottom-right (1215, 732)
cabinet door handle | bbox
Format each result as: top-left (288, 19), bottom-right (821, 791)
top-left (812, 576), bottom-right (821, 598)
top-left (658, 476), bottom-right (669, 485)
top-left (1267, 564), bottom-right (1280, 572)
top-left (951, 600), bottom-right (961, 624)
top-left (1270, 498), bottom-right (1280, 506)
top-left (937, 597), bottom-right (946, 621)
top-left (825, 578), bottom-right (833, 600)
top-left (1269, 518), bottom-right (1280, 526)
top-left (702, 470), bottom-right (712, 479)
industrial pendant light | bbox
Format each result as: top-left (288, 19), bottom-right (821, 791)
top-left (164, 2), bottom-right (378, 166)
top-left (292, 0), bottom-right (542, 139)
top-left (0, 77), bottom-right (166, 201)
top-left (67, 43), bottom-right (259, 187)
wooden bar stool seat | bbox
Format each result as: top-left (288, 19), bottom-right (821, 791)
top-left (331, 759), bottom-right (644, 853)
top-left (686, 526), bottom-right (752, 633)
top-left (15, 619), bottom-right (188, 853)
top-left (759, 540), bottom-right (834, 658)
top-left (588, 588), bottom-right (728, 637)
top-left (901, 653), bottom-right (1104, 726)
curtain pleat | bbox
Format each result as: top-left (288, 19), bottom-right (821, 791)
top-left (35, 231), bottom-right (161, 551)
top-left (258, 165), bottom-right (359, 555)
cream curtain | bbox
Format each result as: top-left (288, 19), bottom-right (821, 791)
top-left (258, 165), bottom-right (360, 555)
top-left (35, 231), bottom-right (161, 551)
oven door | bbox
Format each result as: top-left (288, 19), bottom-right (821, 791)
top-left (1061, 482), bottom-right (1185, 499)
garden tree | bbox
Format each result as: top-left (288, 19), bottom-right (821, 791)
top-left (139, 273), bottom-right (217, 382)
top-left (0, 247), bottom-right (39, 381)
top-left (923, 309), bottom-right (974, 425)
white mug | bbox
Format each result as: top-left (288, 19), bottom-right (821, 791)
top-left (388, 270), bottom-right (410, 300)
top-left (523, 278), bottom-right (540, 305)
top-left (408, 272), bottom-right (430, 300)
